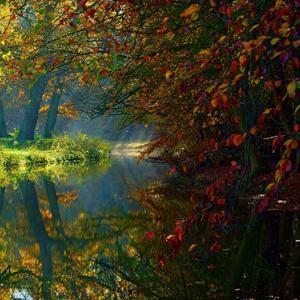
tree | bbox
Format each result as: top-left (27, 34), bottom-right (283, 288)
top-left (18, 75), bottom-right (51, 141)
top-left (0, 95), bottom-right (8, 138)
top-left (43, 77), bottom-right (63, 138)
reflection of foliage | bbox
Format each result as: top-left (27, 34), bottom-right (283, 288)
top-left (0, 166), bottom-right (298, 298)
top-left (0, 157), bottom-right (111, 188)
top-left (121, 181), bottom-right (300, 299)
top-left (57, 190), bottom-right (79, 207)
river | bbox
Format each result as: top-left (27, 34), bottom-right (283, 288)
top-left (0, 150), bottom-right (299, 299)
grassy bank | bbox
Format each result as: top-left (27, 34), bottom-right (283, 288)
top-left (0, 133), bottom-right (111, 171)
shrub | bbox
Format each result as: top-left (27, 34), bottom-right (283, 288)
top-left (0, 133), bottom-right (111, 170)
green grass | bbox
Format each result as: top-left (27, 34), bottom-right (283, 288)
top-left (0, 133), bottom-right (111, 171)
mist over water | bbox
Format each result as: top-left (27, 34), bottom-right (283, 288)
top-left (66, 116), bottom-right (154, 142)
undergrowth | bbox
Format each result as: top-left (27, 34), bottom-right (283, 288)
top-left (0, 133), bottom-right (111, 171)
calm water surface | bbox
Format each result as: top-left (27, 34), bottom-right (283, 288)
top-left (0, 156), bottom-right (299, 299)
top-left (0, 157), bottom-right (168, 299)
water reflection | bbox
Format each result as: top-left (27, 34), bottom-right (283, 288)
top-left (0, 157), bottom-right (168, 298)
top-left (0, 158), bottom-right (299, 299)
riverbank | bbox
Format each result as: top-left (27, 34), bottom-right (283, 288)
top-left (0, 133), bottom-right (111, 171)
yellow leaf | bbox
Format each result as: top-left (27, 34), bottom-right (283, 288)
top-left (250, 24), bottom-right (259, 32)
top-left (180, 4), bottom-right (200, 17)
top-left (271, 38), bottom-right (280, 45)
top-left (206, 84), bottom-right (215, 94)
top-left (287, 81), bottom-right (296, 98)
top-left (275, 0), bottom-right (284, 9)
top-left (2, 51), bottom-right (11, 60)
top-left (257, 36), bottom-right (270, 42)
top-left (219, 82), bottom-right (228, 89)
top-left (165, 70), bottom-right (173, 80)
top-left (284, 139), bottom-right (298, 149)
top-left (271, 51), bottom-right (283, 60)
top-left (197, 49), bottom-right (210, 56)
top-left (263, 108), bottom-right (272, 115)
top-left (219, 35), bottom-right (226, 43)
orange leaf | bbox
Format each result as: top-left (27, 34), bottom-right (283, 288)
top-left (189, 244), bottom-right (197, 252)
top-left (274, 80), bottom-right (282, 87)
top-left (221, 94), bottom-right (228, 107)
top-left (211, 98), bottom-right (218, 108)
top-left (166, 235), bottom-right (177, 242)
top-left (233, 134), bottom-right (245, 147)
top-left (209, 0), bottom-right (216, 7)
top-left (180, 4), bottom-right (200, 17)
top-left (275, 169), bottom-right (283, 182)
top-left (232, 74), bottom-right (243, 85)
top-left (279, 159), bottom-right (292, 172)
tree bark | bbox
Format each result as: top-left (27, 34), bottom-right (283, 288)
top-left (18, 75), bottom-right (49, 142)
top-left (0, 187), bottom-right (5, 218)
top-left (43, 79), bottom-right (62, 138)
top-left (0, 97), bottom-right (9, 138)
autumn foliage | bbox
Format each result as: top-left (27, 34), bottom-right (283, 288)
top-left (1, 0), bottom-right (299, 262)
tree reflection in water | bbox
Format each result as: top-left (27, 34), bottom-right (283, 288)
top-left (0, 158), bottom-right (299, 299)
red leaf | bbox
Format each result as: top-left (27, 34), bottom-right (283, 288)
top-left (277, 7), bottom-right (290, 18)
top-left (272, 133), bottom-right (282, 152)
top-left (78, 0), bottom-right (88, 9)
top-left (216, 198), bottom-right (226, 206)
top-left (85, 8), bottom-right (96, 18)
top-left (294, 124), bottom-right (300, 132)
top-left (208, 213), bottom-right (218, 224)
top-left (175, 221), bottom-right (184, 242)
top-left (230, 60), bottom-right (239, 73)
top-left (146, 231), bottom-right (155, 239)
top-left (159, 258), bottom-right (165, 268)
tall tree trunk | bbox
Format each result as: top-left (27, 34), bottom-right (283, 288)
top-left (18, 75), bottom-right (49, 142)
top-left (0, 97), bottom-right (8, 138)
top-left (43, 79), bottom-right (62, 138)
top-left (0, 187), bottom-right (5, 218)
